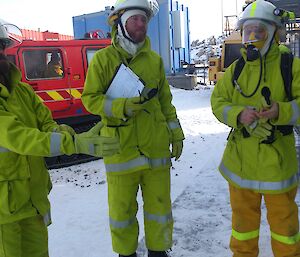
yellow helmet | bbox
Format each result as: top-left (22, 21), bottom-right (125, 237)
top-left (108, 0), bottom-right (159, 26)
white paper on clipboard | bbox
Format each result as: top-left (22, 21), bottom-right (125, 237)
top-left (106, 64), bottom-right (144, 99)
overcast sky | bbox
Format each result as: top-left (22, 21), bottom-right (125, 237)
top-left (2, 0), bottom-right (246, 41)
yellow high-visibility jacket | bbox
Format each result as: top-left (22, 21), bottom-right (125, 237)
top-left (0, 64), bottom-right (75, 224)
top-left (211, 43), bottom-right (300, 194)
top-left (82, 28), bottom-right (184, 175)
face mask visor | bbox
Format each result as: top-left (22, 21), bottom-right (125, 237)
top-left (242, 20), bottom-right (268, 49)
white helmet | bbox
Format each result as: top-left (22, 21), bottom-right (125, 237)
top-left (108, 0), bottom-right (159, 26)
top-left (237, 0), bottom-right (284, 29)
top-left (0, 19), bottom-right (22, 49)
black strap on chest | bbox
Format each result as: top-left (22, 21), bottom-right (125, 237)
top-left (280, 52), bottom-right (294, 101)
top-left (277, 52), bottom-right (294, 136)
top-left (232, 57), bottom-right (245, 89)
top-left (232, 52), bottom-right (294, 100)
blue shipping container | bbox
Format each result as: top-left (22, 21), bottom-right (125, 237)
top-left (72, 0), bottom-right (190, 75)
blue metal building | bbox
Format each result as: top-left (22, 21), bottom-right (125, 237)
top-left (72, 0), bottom-right (190, 75)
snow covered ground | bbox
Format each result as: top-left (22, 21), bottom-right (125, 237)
top-left (48, 86), bottom-right (298, 257)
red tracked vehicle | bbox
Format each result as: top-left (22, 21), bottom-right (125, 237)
top-left (6, 38), bottom-right (111, 168)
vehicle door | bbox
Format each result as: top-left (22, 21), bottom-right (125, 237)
top-left (17, 47), bottom-right (72, 115)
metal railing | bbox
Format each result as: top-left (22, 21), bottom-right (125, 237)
top-left (286, 18), bottom-right (300, 57)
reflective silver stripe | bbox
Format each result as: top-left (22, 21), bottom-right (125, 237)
top-left (109, 217), bottom-right (135, 229)
top-left (223, 106), bottom-right (232, 124)
top-left (220, 161), bottom-right (299, 191)
top-left (168, 120), bottom-right (180, 130)
top-left (288, 100), bottom-right (300, 125)
top-left (88, 144), bottom-right (95, 155)
top-left (50, 132), bottom-right (62, 156)
top-left (106, 156), bottom-right (148, 172)
top-left (151, 158), bottom-right (171, 168)
top-left (105, 156), bottom-right (171, 173)
top-left (0, 147), bottom-right (9, 153)
top-left (43, 211), bottom-right (52, 226)
top-left (144, 211), bottom-right (173, 224)
top-left (104, 98), bottom-right (113, 117)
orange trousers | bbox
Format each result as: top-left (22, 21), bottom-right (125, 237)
top-left (229, 184), bottom-right (300, 257)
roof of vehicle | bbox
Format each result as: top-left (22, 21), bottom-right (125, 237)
top-left (8, 38), bottom-right (111, 48)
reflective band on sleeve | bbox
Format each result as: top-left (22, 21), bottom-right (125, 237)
top-left (232, 228), bottom-right (259, 241)
top-left (109, 217), bottom-right (135, 229)
top-left (50, 132), bottom-right (62, 156)
top-left (104, 98), bottom-right (113, 117)
top-left (43, 211), bottom-right (52, 226)
top-left (288, 100), bottom-right (300, 125)
top-left (271, 231), bottom-right (300, 245)
top-left (223, 106), bottom-right (232, 125)
top-left (250, 1), bottom-right (257, 17)
top-left (105, 156), bottom-right (171, 173)
top-left (144, 211), bottom-right (173, 224)
top-left (220, 161), bottom-right (299, 191)
top-left (0, 147), bottom-right (9, 153)
top-left (168, 120), bottom-right (180, 130)
top-left (88, 144), bottom-right (95, 155)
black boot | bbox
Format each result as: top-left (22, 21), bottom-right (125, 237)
top-left (119, 253), bottom-right (137, 257)
top-left (148, 250), bottom-right (169, 257)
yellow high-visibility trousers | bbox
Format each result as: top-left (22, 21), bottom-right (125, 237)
top-left (229, 184), bottom-right (300, 257)
top-left (0, 215), bottom-right (48, 257)
top-left (106, 168), bottom-right (173, 256)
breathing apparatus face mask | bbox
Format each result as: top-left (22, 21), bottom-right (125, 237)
top-left (242, 20), bottom-right (276, 61)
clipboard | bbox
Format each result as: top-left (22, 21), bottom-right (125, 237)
top-left (106, 64), bottom-right (145, 99)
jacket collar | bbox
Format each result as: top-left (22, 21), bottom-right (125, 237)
top-left (0, 84), bottom-right (9, 98)
top-left (111, 26), bottom-right (151, 61)
top-left (240, 43), bottom-right (280, 65)
top-left (0, 63), bottom-right (22, 98)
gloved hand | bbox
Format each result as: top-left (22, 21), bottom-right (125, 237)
top-left (171, 140), bottom-right (183, 161)
top-left (258, 95), bottom-right (279, 121)
top-left (54, 124), bottom-right (76, 136)
top-left (74, 122), bottom-right (120, 157)
top-left (245, 121), bottom-right (272, 140)
top-left (124, 97), bottom-right (145, 117)
top-left (259, 95), bottom-right (271, 122)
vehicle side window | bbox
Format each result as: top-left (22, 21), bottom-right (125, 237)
top-left (24, 50), bottom-right (47, 80)
top-left (23, 49), bottom-right (64, 80)
top-left (86, 49), bottom-right (99, 66)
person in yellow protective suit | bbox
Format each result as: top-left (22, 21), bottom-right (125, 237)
top-left (210, 0), bottom-right (300, 256)
top-left (0, 20), bottom-right (120, 257)
top-left (45, 52), bottom-right (63, 77)
top-left (81, 0), bottom-right (185, 256)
